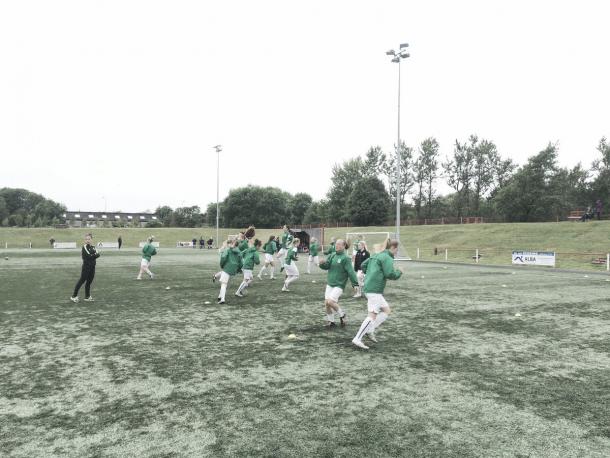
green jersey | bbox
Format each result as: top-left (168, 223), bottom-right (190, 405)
top-left (309, 242), bottom-right (319, 257)
top-left (220, 247), bottom-right (243, 275)
top-left (264, 240), bottom-right (277, 255)
top-left (319, 250), bottom-right (358, 289)
top-left (281, 231), bottom-right (294, 250)
top-left (141, 243), bottom-right (157, 262)
top-left (361, 250), bottom-right (402, 294)
top-left (285, 247), bottom-right (299, 265)
top-left (238, 239), bottom-right (249, 252)
top-left (242, 246), bottom-right (260, 270)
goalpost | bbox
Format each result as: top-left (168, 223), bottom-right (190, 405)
top-left (346, 232), bottom-right (411, 260)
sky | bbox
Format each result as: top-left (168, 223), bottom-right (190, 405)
top-left (1, 0), bottom-right (609, 212)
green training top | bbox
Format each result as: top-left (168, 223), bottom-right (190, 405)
top-left (285, 247), bottom-right (298, 265)
top-left (264, 240), bottom-right (277, 255)
top-left (238, 239), bottom-right (249, 252)
top-left (309, 242), bottom-right (319, 257)
top-left (281, 232), bottom-right (294, 250)
top-left (141, 243), bottom-right (157, 262)
top-left (324, 242), bottom-right (335, 255)
top-left (220, 247), bottom-right (243, 275)
top-left (242, 246), bottom-right (260, 270)
top-left (361, 250), bottom-right (402, 294)
top-left (319, 250), bottom-right (358, 289)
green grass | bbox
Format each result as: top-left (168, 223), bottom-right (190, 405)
top-left (3, 220), bottom-right (610, 270)
top-left (1, 249), bottom-right (609, 456)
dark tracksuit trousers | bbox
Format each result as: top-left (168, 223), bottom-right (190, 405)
top-left (73, 244), bottom-right (100, 297)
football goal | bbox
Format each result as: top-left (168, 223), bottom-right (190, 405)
top-left (346, 231), bottom-right (411, 261)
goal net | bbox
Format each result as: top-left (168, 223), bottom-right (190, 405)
top-left (346, 232), bottom-right (411, 260)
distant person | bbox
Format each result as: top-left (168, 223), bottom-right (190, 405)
top-left (70, 233), bottom-right (100, 303)
top-left (596, 199), bottom-right (602, 220)
top-left (49, 237), bottom-right (55, 248)
top-left (258, 235), bottom-right (278, 280)
top-left (117, 235), bottom-right (122, 249)
top-left (307, 237), bottom-right (320, 274)
top-left (581, 206), bottom-right (593, 222)
top-left (207, 238), bottom-right (213, 249)
top-left (353, 241), bottom-right (370, 298)
top-left (137, 236), bottom-right (157, 280)
top-left (199, 237), bottom-right (205, 249)
top-left (192, 237), bottom-right (197, 249)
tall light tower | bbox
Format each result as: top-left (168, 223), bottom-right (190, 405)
top-left (213, 145), bottom-right (222, 247)
top-left (386, 43), bottom-right (409, 251)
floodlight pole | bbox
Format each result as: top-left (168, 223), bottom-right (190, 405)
top-left (387, 44), bottom-right (410, 247)
top-left (213, 145), bottom-right (222, 248)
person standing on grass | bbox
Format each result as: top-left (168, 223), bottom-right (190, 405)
top-left (70, 233), bottom-right (100, 303)
top-left (282, 238), bottom-right (300, 292)
top-left (352, 239), bottom-right (402, 350)
top-left (276, 225), bottom-right (294, 271)
top-left (137, 236), bottom-right (157, 280)
top-left (318, 239), bottom-right (359, 327)
top-left (258, 235), bottom-right (278, 280)
top-left (215, 238), bottom-right (242, 304)
top-left (49, 237), bottom-right (55, 248)
top-left (199, 236), bottom-right (205, 249)
top-left (307, 237), bottom-right (320, 274)
top-left (324, 237), bottom-right (336, 255)
top-left (117, 235), bottom-right (122, 249)
top-left (192, 237), bottom-right (197, 249)
top-left (236, 239), bottom-right (261, 297)
top-left (352, 240), bottom-right (370, 298)
top-left (596, 199), bottom-right (602, 220)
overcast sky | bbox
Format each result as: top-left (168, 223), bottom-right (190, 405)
top-left (1, 0), bottom-right (609, 212)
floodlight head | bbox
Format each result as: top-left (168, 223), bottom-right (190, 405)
top-left (391, 57), bottom-right (400, 63)
top-left (399, 43), bottom-right (409, 49)
top-left (213, 145), bottom-right (222, 152)
top-left (400, 52), bottom-right (410, 58)
top-left (386, 49), bottom-right (396, 56)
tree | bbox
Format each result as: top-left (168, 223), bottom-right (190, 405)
top-left (470, 136), bottom-right (499, 215)
top-left (206, 202), bottom-right (224, 227)
top-left (384, 141), bottom-right (414, 206)
top-left (347, 177), bottom-right (391, 226)
top-left (154, 206), bottom-right (174, 227)
top-left (413, 137), bottom-right (440, 218)
top-left (443, 140), bottom-right (474, 217)
top-left (589, 137), bottom-right (610, 204)
top-left (0, 196), bottom-right (7, 223)
top-left (326, 158), bottom-right (367, 221)
top-left (363, 146), bottom-right (387, 178)
top-left (174, 206), bottom-right (204, 227)
top-left (303, 199), bottom-right (330, 224)
top-left (0, 188), bottom-right (66, 227)
top-left (288, 193), bottom-right (313, 225)
top-left (222, 186), bottom-right (291, 228)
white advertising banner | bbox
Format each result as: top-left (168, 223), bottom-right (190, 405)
top-left (53, 242), bottom-right (77, 249)
top-left (97, 242), bottom-right (119, 249)
top-left (512, 251), bottom-right (555, 267)
top-left (176, 241), bottom-right (195, 247)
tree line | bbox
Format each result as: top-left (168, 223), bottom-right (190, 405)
top-left (0, 188), bottom-right (66, 227)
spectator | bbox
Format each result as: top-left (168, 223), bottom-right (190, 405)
top-left (207, 238), bottom-right (213, 249)
top-left (199, 237), bottom-right (205, 249)
top-left (49, 237), bottom-right (55, 248)
top-left (192, 237), bottom-right (197, 249)
top-left (117, 235), bottom-right (122, 249)
top-left (581, 206), bottom-right (593, 222)
top-left (596, 199), bottom-right (602, 220)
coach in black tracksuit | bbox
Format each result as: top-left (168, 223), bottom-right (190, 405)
top-left (354, 242), bottom-right (370, 272)
top-left (71, 234), bottom-right (100, 302)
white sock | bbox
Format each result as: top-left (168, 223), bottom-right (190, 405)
top-left (237, 281), bottom-right (247, 294)
top-left (307, 261), bottom-right (313, 274)
top-left (215, 271), bottom-right (222, 280)
top-left (285, 275), bottom-right (298, 286)
top-left (258, 266), bottom-right (266, 277)
top-left (220, 283), bottom-right (227, 301)
top-left (372, 312), bottom-right (388, 332)
top-left (326, 313), bottom-right (335, 323)
top-left (337, 307), bottom-right (345, 318)
top-left (354, 317), bottom-right (374, 341)
top-left (146, 269), bottom-right (153, 277)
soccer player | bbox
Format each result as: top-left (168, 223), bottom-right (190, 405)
top-left (318, 239), bottom-right (359, 327)
top-left (352, 239), bottom-right (403, 350)
top-left (258, 235), bottom-right (278, 280)
top-left (70, 233), bottom-right (100, 303)
top-left (236, 238), bottom-right (261, 297)
top-left (217, 239), bottom-right (242, 304)
top-left (307, 237), bottom-right (320, 274)
top-left (137, 236), bottom-right (157, 280)
top-left (237, 232), bottom-right (249, 252)
top-left (353, 241), bottom-right (370, 298)
top-left (276, 225), bottom-right (294, 270)
top-left (282, 238), bottom-right (300, 291)
top-left (324, 237), bottom-right (336, 255)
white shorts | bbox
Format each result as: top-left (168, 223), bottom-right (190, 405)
top-left (285, 263), bottom-right (299, 276)
top-left (219, 271), bottom-right (231, 284)
top-left (140, 258), bottom-right (150, 268)
top-left (277, 248), bottom-right (287, 260)
top-left (366, 293), bottom-right (389, 314)
top-left (243, 269), bottom-right (253, 280)
top-left (308, 255), bottom-right (319, 265)
top-left (264, 253), bottom-right (274, 263)
top-left (325, 285), bottom-right (343, 303)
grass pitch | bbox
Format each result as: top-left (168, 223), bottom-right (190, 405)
top-left (1, 249), bottom-right (609, 457)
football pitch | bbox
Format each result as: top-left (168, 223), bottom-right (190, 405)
top-left (1, 249), bottom-right (609, 457)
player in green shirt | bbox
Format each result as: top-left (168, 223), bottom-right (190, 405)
top-left (352, 239), bottom-right (403, 350)
top-left (282, 238), bottom-right (300, 292)
top-left (236, 239), bottom-right (261, 297)
top-left (318, 239), bottom-right (359, 327)
top-left (324, 237), bottom-right (336, 255)
top-left (276, 225), bottom-right (294, 271)
top-left (216, 239), bottom-right (243, 304)
top-left (307, 237), bottom-right (320, 274)
top-left (258, 235), bottom-right (278, 280)
top-left (137, 236), bottom-right (157, 280)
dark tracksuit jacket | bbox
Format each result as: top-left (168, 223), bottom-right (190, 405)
top-left (73, 243), bottom-right (100, 297)
top-left (354, 249), bottom-right (370, 272)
